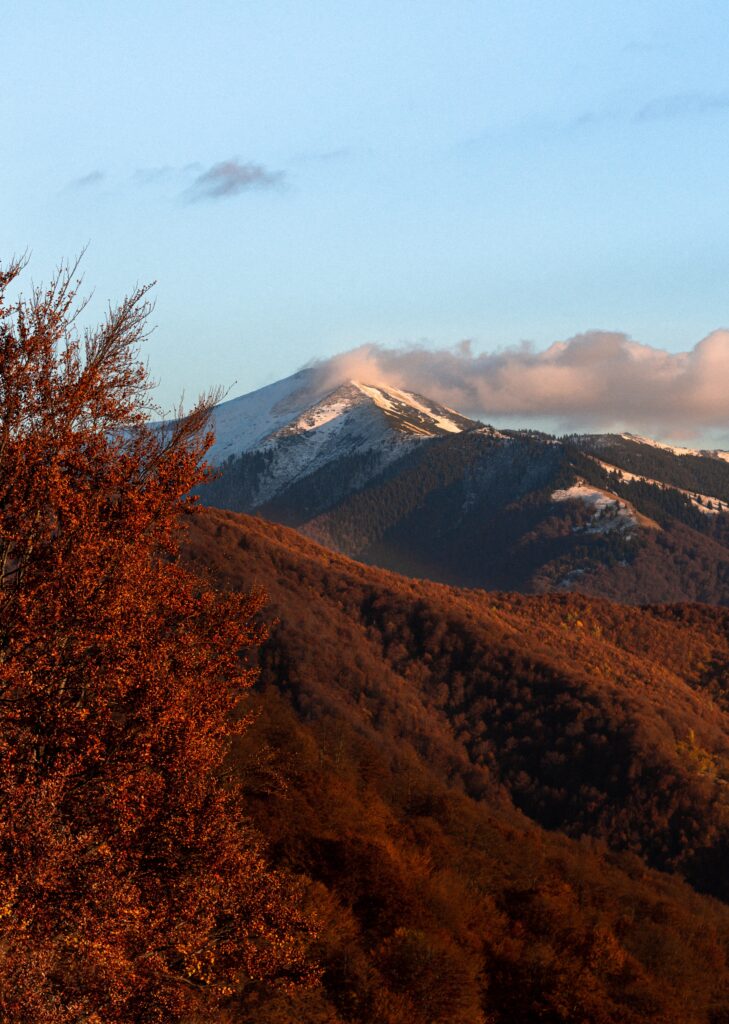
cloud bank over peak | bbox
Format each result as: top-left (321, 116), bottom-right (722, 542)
top-left (314, 330), bottom-right (729, 443)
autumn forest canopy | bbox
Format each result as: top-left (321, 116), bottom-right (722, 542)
top-left (5, 258), bottom-right (729, 1024)
top-left (0, 259), bottom-right (314, 1022)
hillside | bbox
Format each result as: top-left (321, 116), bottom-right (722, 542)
top-left (197, 373), bottom-right (729, 605)
top-left (182, 506), bottom-right (729, 1023)
top-left (295, 432), bottom-right (729, 603)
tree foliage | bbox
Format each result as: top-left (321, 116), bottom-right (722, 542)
top-left (0, 258), bottom-right (315, 1023)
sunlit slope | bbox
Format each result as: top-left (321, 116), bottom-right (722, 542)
top-left (184, 507), bottom-right (729, 899)
top-left (182, 505), bottom-right (729, 1023)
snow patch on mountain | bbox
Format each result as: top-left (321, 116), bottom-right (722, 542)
top-left (551, 483), bottom-right (647, 533)
top-left (552, 483), bottom-right (624, 514)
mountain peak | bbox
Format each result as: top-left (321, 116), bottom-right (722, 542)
top-left (207, 371), bottom-right (480, 463)
top-left (201, 370), bottom-right (483, 509)
top-left (347, 380), bottom-right (472, 434)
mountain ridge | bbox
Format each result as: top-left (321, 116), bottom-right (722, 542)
top-left (197, 371), bottom-right (729, 605)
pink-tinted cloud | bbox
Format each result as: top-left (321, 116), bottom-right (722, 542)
top-left (314, 330), bottom-right (729, 440)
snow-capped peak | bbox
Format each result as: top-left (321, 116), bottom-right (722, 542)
top-left (349, 381), bottom-right (467, 434)
top-left (198, 371), bottom-right (484, 508)
top-left (206, 371), bottom-right (479, 464)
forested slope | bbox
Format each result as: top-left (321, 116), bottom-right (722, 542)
top-left (203, 428), bottom-right (729, 605)
top-left (182, 507), bottom-right (729, 1023)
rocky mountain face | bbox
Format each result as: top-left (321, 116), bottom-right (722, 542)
top-left (197, 370), bottom-right (729, 604)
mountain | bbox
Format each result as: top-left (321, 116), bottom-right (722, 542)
top-left (182, 506), bottom-right (729, 1023)
top-left (198, 372), bottom-right (729, 605)
top-left (204, 368), bottom-right (481, 510)
top-left (207, 368), bottom-right (478, 462)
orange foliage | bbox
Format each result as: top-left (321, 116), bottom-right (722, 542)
top-left (0, 259), bottom-right (315, 1022)
top-left (184, 508), bottom-right (729, 1023)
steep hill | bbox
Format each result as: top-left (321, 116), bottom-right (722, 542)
top-left (297, 433), bottom-right (729, 603)
top-left (182, 506), bottom-right (729, 1024)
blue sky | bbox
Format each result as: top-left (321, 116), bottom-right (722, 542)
top-left (4, 1), bottom-right (729, 436)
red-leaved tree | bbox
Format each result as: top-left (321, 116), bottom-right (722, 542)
top-left (0, 258), bottom-right (316, 1023)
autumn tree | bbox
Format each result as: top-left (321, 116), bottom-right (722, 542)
top-left (0, 257), bottom-right (316, 1022)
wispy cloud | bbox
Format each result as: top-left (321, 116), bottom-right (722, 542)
top-left (635, 92), bottom-right (729, 122)
top-left (464, 88), bottom-right (729, 150)
top-left (315, 330), bottom-right (729, 441)
top-left (133, 163), bottom-right (202, 187)
top-left (290, 146), bottom-right (352, 165)
top-left (66, 170), bottom-right (105, 190)
top-left (185, 159), bottom-right (284, 201)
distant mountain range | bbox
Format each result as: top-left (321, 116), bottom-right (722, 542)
top-left (198, 368), bottom-right (729, 605)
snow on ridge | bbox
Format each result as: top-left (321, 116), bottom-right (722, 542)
top-left (271, 379), bottom-right (456, 443)
top-left (352, 382), bottom-right (466, 434)
top-left (351, 381), bottom-right (465, 433)
top-left (551, 482), bottom-right (648, 533)
top-left (592, 456), bottom-right (729, 515)
top-left (688, 495), bottom-right (729, 515)
top-left (620, 432), bottom-right (729, 462)
top-left (619, 433), bottom-right (702, 457)
top-left (351, 381), bottom-right (397, 414)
